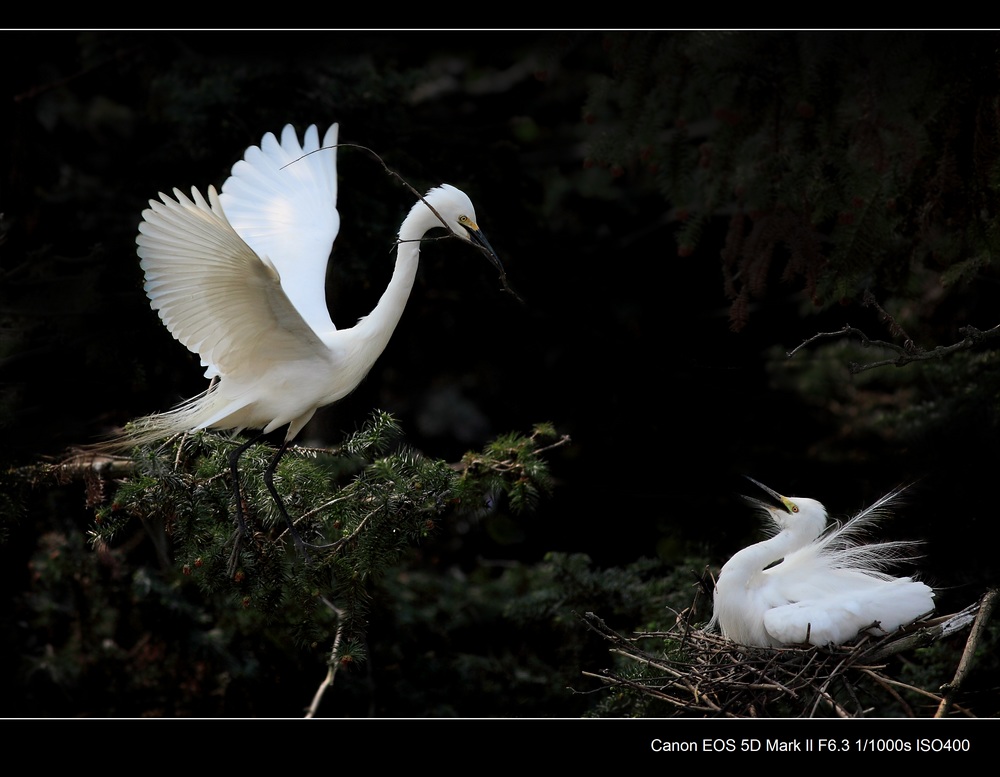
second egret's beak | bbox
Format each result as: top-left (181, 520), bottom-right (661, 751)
top-left (743, 476), bottom-right (800, 514)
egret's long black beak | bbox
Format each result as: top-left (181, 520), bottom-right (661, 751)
top-left (467, 225), bottom-right (504, 274)
top-left (464, 223), bottom-right (521, 302)
top-left (742, 476), bottom-right (798, 514)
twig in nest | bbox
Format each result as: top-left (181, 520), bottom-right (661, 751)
top-left (577, 593), bottom-right (982, 717)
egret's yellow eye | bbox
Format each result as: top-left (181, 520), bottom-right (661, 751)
top-left (459, 215), bottom-right (470, 225)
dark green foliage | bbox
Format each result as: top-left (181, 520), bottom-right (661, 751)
top-left (336, 551), bottom-right (689, 717)
top-left (8, 414), bottom-right (582, 715)
top-left (452, 423), bottom-right (561, 517)
top-left (12, 411), bottom-right (727, 717)
top-left (583, 31), bottom-right (1000, 331)
top-left (15, 523), bottom-right (311, 716)
top-left (84, 415), bottom-right (563, 671)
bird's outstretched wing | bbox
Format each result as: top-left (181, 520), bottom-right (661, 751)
top-left (219, 123), bottom-right (340, 341)
top-left (138, 185), bottom-right (329, 379)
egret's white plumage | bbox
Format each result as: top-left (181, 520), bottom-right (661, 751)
top-left (127, 123), bottom-right (501, 447)
top-left (116, 123), bottom-right (503, 558)
top-left (709, 479), bottom-right (934, 648)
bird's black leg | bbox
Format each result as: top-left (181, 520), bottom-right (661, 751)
top-left (263, 440), bottom-right (312, 562)
top-left (228, 432), bottom-right (263, 576)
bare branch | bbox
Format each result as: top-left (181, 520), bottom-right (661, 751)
top-left (788, 323), bottom-right (1000, 373)
top-left (935, 588), bottom-right (999, 718)
top-left (304, 598), bottom-right (345, 718)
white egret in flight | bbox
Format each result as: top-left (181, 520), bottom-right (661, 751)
top-left (709, 478), bottom-right (934, 648)
top-left (120, 123), bottom-right (505, 558)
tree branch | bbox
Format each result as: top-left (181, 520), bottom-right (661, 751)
top-left (935, 588), bottom-right (999, 718)
top-left (788, 323), bottom-right (1000, 373)
top-left (304, 598), bottom-right (345, 718)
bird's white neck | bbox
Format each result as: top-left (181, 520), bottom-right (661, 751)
top-left (720, 502), bottom-right (830, 588)
top-left (719, 529), bottom-right (802, 587)
top-left (351, 199), bottom-right (445, 351)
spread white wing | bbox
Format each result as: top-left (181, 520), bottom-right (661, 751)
top-left (220, 123), bottom-right (340, 341)
top-left (138, 185), bottom-right (328, 380)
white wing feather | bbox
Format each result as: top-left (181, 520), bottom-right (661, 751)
top-left (138, 185), bottom-right (329, 379)
top-left (220, 123), bottom-right (340, 342)
top-left (758, 488), bottom-right (934, 645)
top-left (763, 577), bottom-right (934, 646)
top-left (122, 123), bottom-right (484, 447)
top-left (763, 488), bottom-right (921, 588)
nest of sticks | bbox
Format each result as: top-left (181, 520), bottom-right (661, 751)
top-left (580, 589), bottom-right (994, 718)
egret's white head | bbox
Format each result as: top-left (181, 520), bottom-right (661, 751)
top-left (743, 477), bottom-right (828, 534)
top-left (413, 184), bottom-right (503, 275)
top-left (422, 184), bottom-right (478, 238)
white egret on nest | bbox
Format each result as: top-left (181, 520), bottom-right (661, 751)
top-left (709, 478), bottom-right (934, 648)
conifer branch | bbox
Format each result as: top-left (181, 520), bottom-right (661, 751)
top-left (28, 415), bottom-right (567, 716)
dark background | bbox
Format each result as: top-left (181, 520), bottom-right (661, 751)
top-left (3, 30), bottom-right (999, 717)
